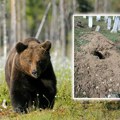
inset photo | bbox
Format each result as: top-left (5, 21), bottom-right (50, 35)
top-left (73, 14), bottom-right (120, 100)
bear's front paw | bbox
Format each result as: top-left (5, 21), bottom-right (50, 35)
top-left (14, 107), bottom-right (27, 114)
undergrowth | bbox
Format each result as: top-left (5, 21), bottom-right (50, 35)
top-left (0, 58), bottom-right (120, 119)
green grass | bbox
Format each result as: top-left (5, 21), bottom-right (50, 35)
top-left (74, 39), bottom-right (89, 52)
top-left (74, 16), bottom-right (120, 51)
top-left (0, 70), bottom-right (10, 104)
top-left (0, 59), bottom-right (120, 120)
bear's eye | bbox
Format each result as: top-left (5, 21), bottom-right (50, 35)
top-left (38, 60), bottom-right (45, 69)
top-left (38, 60), bottom-right (45, 66)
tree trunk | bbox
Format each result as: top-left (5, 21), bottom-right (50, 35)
top-left (35, 2), bottom-right (51, 39)
top-left (104, 0), bottom-right (111, 13)
top-left (95, 0), bottom-right (111, 13)
top-left (45, 20), bottom-right (49, 40)
top-left (2, 0), bottom-right (7, 59)
top-left (0, 4), bottom-right (2, 48)
top-left (94, 0), bottom-right (98, 12)
top-left (0, 26), bottom-right (1, 48)
top-left (21, 0), bottom-right (26, 40)
top-left (10, 0), bottom-right (16, 47)
top-left (60, 0), bottom-right (66, 59)
top-left (16, 1), bottom-right (22, 41)
top-left (50, 0), bottom-right (57, 41)
top-left (16, 0), bottom-right (21, 41)
top-left (72, 0), bottom-right (76, 13)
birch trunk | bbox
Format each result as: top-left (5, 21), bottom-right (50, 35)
top-left (50, 0), bottom-right (57, 41)
top-left (95, 0), bottom-right (111, 13)
top-left (3, 0), bottom-right (7, 59)
top-left (16, 0), bottom-right (21, 41)
top-left (72, 0), bottom-right (76, 13)
top-left (10, 0), bottom-right (16, 47)
top-left (21, 0), bottom-right (26, 39)
top-left (60, 0), bottom-right (66, 59)
top-left (0, 4), bottom-right (2, 47)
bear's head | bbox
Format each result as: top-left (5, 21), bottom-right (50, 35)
top-left (15, 39), bottom-right (51, 78)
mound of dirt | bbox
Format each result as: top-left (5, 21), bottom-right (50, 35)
top-left (74, 32), bottom-right (120, 98)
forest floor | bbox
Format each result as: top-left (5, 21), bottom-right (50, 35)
top-left (0, 16), bottom-right (120, 119)
top-left (0, 59), bottom-right (120, 120)
top-left (74, 16), bottom-right (120, 98)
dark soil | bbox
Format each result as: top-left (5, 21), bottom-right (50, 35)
top-left (74, 32), bottom-right (120, 98)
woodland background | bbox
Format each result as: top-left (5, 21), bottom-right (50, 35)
top-left (0, 0), bottom-right (120, 60)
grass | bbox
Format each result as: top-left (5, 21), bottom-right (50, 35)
top-left (0, 58), bottom-right (120, 120)
top-left (74, 39), bottom-right (89, 52)
top-left (0, 17), bottom-right (120, 118)
top-left (74, 16), bottom-right (120, 51)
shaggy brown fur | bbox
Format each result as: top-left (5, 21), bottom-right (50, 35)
top-left (5, 38), bottom-right (56, 113)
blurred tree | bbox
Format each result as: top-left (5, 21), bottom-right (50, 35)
top-left (2, 0), bottom-right (7, 58)
top-left (72, 0), bottom-right (77, 12)
top-left (16, 0), bottom-right (21, 41)
top-left (35, 2), bottom-right (51, 39)
top-left (26, 0), bottom-right (46, 37)
top-left (0, 0), bottom-right (78, 58)
top-left (26, 0), bottom-right (74, 58)
top-left (10, 0), bottom-right (16, 47)
top-left (21, 0), bottom-right (27, 40)
top-left (111, 0), bottom-right (120, 12)
top-left (50, 0), bottom-right (58, 41)
top-left (60, 0), bottom-right (66, 59)
top-left (94, 0), bottom-right (111, 13)
top-left (0, 3), bottom-right (3, 48)
top-left (0, 0), bottom-right (7, 57)
top-left (16, 0), bottom-right (26, 41)
top-left (77, 0), bottom-right (93, 12)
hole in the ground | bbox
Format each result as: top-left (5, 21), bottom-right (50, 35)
top-left (93, 51), bottom-right (105, 59)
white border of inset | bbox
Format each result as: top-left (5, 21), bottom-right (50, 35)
top-left (72, 14), bottom-right (120, 101)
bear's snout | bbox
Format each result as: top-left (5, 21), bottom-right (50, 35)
top-left (32, 69), bottom-right (38, 78)
top-left (32, 70), bottom-right (37, 75)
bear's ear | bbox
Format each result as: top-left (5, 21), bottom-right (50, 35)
top-left (16, 42), bottom-right (28, 54)
top-left (41, 40), bottom-right (51, 51)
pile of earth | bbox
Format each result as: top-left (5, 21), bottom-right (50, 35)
top-left (74, 32), bottom-right (120, 98)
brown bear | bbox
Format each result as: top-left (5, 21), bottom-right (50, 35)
top-left (5, 38), bottom-right (57, 113)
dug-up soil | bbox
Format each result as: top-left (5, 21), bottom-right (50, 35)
top-left (74, 32), bottom-right (120, 98)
